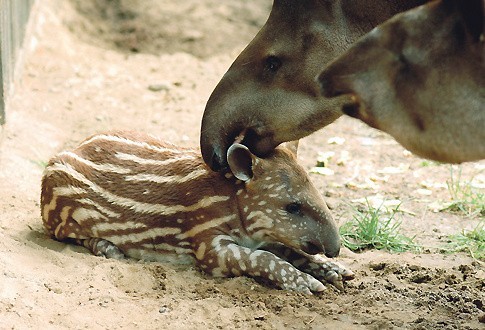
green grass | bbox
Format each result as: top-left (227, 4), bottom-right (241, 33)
top-left (340, 200), bottom-right (419, 253)
top-left (30, 159), bottom-right (48, 169)
top-left (445, 166), bottom-right (485, 217)
top-left (444, 221), bottom-right (485, 261)
top-left (419, 160), bottom-right (433, 167)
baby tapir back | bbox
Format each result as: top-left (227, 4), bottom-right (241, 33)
top-left (41, 131), bottom-right (351, 293)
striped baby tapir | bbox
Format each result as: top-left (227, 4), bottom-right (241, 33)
top-left (41, 131), bottom-right (353, 293)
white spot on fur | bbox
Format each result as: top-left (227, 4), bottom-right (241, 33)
top-left (246, 211), bottom-right (274, 231)
top-left (195, 242), bottom-right (206, 260)
top-left (275, 185), bottom-right (286, 191)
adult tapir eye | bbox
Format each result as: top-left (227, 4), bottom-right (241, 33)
top-left (285, 202), bottom-right (302, 215)
top-left (264, 55), bottom-right (282, 73)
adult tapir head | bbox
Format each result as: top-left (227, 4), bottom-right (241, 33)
top-left (201, 0), bottom-right (426, 171)
top-left (318, 0), bottom-right (485, 163)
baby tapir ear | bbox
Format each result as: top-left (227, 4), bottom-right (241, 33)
top-left (282, 140), bottom-right (299, 157)
top-left (227, 143), bottom-right (255, 182)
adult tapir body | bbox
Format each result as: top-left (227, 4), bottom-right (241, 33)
top-left (200, 0), bottom-right (426, 171)
top-left (318, 0), bottom-right (485, 164)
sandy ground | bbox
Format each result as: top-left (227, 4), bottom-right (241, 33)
top-left (0, 0), bottom-right (484, 329)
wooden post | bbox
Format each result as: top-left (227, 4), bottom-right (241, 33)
top-left (0, 44), bottom-right (4, 125)
top-left (0, 0), bottom-right (9, 125)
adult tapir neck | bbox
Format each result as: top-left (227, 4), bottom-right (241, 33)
top-left (200, 0), bottom-right (427, 171)
top-left (269, 0), bottom-right (426, 41)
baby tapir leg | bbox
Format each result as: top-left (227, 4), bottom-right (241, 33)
top-left (265, 245), bottom-right (354, 291)
top-left (197, 236), bottom-right (326, 294)
top-left (75, 238), bottom-right (125, 260)
top-left (42, 196), bottom-right (125, 259)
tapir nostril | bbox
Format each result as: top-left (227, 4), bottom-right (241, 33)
top-left (202, 143), bottom-right (227, 172)
top-left (211, 150), bottom-right (227, 172)
top-left (304, 241), bottom-right (325, 255)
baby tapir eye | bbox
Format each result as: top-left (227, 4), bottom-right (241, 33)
top-left (285, 202), bottom-right (302, 215)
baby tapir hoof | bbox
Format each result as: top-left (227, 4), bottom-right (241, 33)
top-left (78, 238), bottom-right (126, 260)
top-left (281, 272), bottom-right (327, 295)
top-left (304, 255), bottom-right (355, 292)
top-left (265, 246), bottom-right (354, 294)
top-left (279, 258), bottom-right (354, 294)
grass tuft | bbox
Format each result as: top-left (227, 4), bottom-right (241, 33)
top-left (444, 221), bottom-right (485, 261)
top-left (340, 200), bottom-right (419, 253)
top-left (445, 166), bottom-right (484, 217)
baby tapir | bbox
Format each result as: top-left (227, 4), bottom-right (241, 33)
top-left (318, 0), bottom-right (484, 163)
top-left (41, 131), bottom-right (353, 293)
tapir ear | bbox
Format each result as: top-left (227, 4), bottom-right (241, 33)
top-left (458, 0), bottom-right (483, 42)
top-left (282, 140), bottom-right (299, 157)
top-left (442, 0), bottom-right (483, 42)
top-left (227, 143), bottom-right (255, 182)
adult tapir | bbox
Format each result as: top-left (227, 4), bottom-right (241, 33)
top-left (318, 0), bottom-right (485, 164)
top-left (200, 0), bottom-right (426, 171)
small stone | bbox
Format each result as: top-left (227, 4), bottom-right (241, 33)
top-left (182, 30), bottom-right (203, 41)
top-left (410, 273), bottom-right (432, 284)
top-left (159, 306), bottom-right (170, 314)
top-left (148, 82), bottom-right (172, 92)
top-left (336, 151), bottom-right (350, 166)
top-left (415, 188), bottom-right (432, 196)
top-left (369, 262), bottom-right (386, 271)
top-left (310, 167), bottom-right (334, 176)
top-left (315, 151), bottom-right (335, 167)
top-left (327, 137), bottom-right (345, 145)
